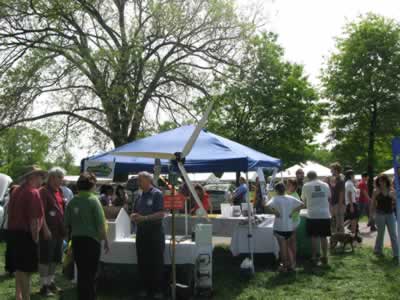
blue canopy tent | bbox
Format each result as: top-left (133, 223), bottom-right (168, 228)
top-left (82, 125), bottom-right (281, 173)
top-left (83, 125), bottom-right (281, 275)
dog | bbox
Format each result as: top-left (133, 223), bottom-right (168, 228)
top-left (330, 233), bottom-right (356, 252)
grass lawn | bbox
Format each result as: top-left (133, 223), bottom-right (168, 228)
top-left (0, 243), bottom-right (399, 299)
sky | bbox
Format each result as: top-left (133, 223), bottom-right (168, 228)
top-left (71, 0), bottom-right (400, 162)
top-left (252, 0), bottom-right (400, 146)
top-left (260, 0), bottom-right (400, 85)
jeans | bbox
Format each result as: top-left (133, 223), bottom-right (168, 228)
top-left (374, 212), bottom-right (399, 257)
top-left (72, 237), bottom-right (101, 300)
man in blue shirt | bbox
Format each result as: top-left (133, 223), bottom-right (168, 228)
top-left (131, 171), bottom-right (165, 299)
top-left (232, 177), bottom-right (248, 206)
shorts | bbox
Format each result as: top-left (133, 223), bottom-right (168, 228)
top-left (8, 230), bottom-right (39, 273)
top-left (346, 203), bottom-right (359, 220)
top-left (39, 239), bottom-right (63, 264)
top-left (274, 231), bottom-right (294, 240)
top-left (306, 218), bottom-right (331, 237)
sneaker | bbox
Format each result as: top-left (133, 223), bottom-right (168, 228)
top-left (374, 251), bottom-right (384, 258)
top-left (311, 258), bottom-right (319, 267)
top-left (39, 286), bottom-right (55, 297)
top-left (48, 282), bottom-right (63, 293)
top-left (277, 264), bottom-right (287, 273)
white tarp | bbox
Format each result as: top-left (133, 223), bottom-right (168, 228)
top-left (280, 161), bottom-right (331, 179)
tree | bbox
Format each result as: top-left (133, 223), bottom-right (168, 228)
top-left (44, 151), bottom-right (81, 175)
top-left (322, 14), bottom-right (400, 190)
top-left (0, 127), bottom-right (50, 179)
top-left (0, 0), bottom-right (253, 147)
top-left (196, 33), bottom-right (324, 167)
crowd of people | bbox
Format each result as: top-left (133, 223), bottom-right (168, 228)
top-left (0, 166), bottom-right (168, 300)
top-left (265, 162), bottom-right (399, 272)
top-left (0, 161), bottom-right (398, 298)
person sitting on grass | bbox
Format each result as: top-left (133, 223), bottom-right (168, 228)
top-left (266, 182), bottom-right (304, 272)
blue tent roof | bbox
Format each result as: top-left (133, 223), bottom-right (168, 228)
top-left (83, 125), bottom-right (281, 173)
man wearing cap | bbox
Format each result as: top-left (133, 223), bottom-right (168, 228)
top-left (130, 171), bottom-right (165, 299)
top-left (38, 167), bottom-right (67, 297)
top-left (7, 166), bottom-right (50, 300)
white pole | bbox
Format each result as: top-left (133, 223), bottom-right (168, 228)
top-left (246, 172), bottom-right (255, 273)
top-left (185, 197), bottom-right (189, 236)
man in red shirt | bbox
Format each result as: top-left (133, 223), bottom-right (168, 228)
top-left (358, 172), bottom-right (376, 231)
top-left (7, 166), bottom-right (48, 300)
top-left (38, 167), bottom-right (66, 297)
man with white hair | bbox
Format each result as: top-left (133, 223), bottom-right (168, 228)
top-left (130, 171), bottom-right (165, 299)
top-left (38, 167), bottom-right (66, 297)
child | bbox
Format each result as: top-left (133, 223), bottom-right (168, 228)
top-left (267, 182), bottom-right (304, 272)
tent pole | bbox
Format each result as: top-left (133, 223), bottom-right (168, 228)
top-left (185, 197), bottom-right (189, 236)
top-left (246, 172), bottom-right (255, 274)
top-left (171, 207), bottom-right (176, 300)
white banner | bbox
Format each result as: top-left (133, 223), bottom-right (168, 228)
top-left (84, 160), bottom-right (116, 179)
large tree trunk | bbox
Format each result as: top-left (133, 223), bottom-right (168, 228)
top-left (367, 101), bottom-right (378, 196)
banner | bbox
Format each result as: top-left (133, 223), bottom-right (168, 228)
top-left (84, 160), bottom-right (116, 179)
top-left (391, 137), bottom-right (400, 262)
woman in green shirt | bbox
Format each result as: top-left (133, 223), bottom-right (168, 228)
top-left (64, 173), bottom-right (109, 300)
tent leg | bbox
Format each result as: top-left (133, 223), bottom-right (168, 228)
top-left (246, 172), bottom-right (255, 274)
top-left (185, 198), bottom-right (189, 236)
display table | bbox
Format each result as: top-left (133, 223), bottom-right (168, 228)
top-left (164, 214), bottom-right (270, 237)
top-left (230, 215), bottom-right (279, 258)
top-left (101, 235), bottom-right (197, 265)
top-left (164, 214), bottom-right (236, 236)
top-left (100, 209), bottom-right (200, 265)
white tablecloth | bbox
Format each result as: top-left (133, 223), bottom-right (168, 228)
top-left (101, 236), bottom-right (197, 265)
top-left (230, 216), bottom-right (279, 258)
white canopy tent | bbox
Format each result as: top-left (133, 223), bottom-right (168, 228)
top-left (383, 168), bottom-right (395, 177)
top-left (188, 173), bottom-right (216, 183)
top-left (280, 161), bottom-right (331, 179)
top-left (219, 171), bottom-right (258, 183)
